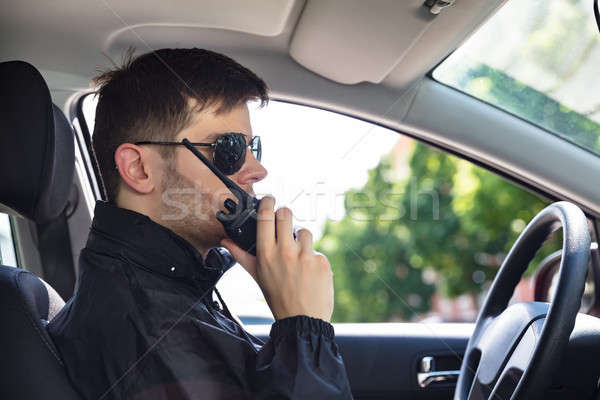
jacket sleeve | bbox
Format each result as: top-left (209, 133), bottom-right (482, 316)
top-left (120, 312), bottom-right (353, 400)
top-left (252, 316), bottom-right (353, 399)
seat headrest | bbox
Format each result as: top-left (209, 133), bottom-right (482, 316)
top-left (0, 265), bottom-right (66, 323)
top-left (0, 61), bottom-right (75, 224)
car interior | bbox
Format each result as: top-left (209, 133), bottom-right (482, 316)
top-left (2, 0), bottom-right (600, 399)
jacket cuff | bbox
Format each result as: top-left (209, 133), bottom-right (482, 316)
top-left (270, 315), bottom-right (335, 341)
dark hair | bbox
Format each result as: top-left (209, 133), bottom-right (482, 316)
top-left (91, 48), bottom-right (269, 202)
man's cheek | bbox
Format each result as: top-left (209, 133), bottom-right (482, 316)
top-left (190, 187), bottom-right (211, 221)
top-left (161, 189), bottom-right (195, 221)
top-left (191, 186), bottom-right (229, 221)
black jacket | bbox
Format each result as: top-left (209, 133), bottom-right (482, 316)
top-left (48, 201), bottom-right (353, 399)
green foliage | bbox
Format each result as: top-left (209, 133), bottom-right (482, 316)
top-left (405, 144), bottom-right (561, 298)
top-left (461, 64), bottom-right (600, 154)
top-left (318, 157), bottom-right (435, 322)
top-left (318, 141), bottom-right (562, 322)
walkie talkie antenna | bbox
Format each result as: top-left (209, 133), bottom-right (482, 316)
top-left (182, 138), bottom-right (248, 205)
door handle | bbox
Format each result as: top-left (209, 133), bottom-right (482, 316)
top-left (417, 356), bottom-right (460, 388)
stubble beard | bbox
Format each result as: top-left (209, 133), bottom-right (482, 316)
top-left (159, 162), bottom-right (227, 254)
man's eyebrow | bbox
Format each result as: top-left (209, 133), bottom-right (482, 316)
top-left (202, 132), bottom-right (251, 142)
top-left (203, 133), bottom-right (221, 141)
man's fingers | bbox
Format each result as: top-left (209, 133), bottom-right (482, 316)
top-left (257, 196), bottom-right (276, 253)
top-left (296, 228), bottom-right (313, 252)
top-left (220, 239), bottom-right (256, 280)
top-left (275, 207), bottom-right (294, 247)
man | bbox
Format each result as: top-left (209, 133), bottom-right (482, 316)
top-left (49, 48), bottom-right (353, 399)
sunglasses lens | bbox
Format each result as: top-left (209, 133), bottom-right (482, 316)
top-left (213, 133), bottom-right (247, 175)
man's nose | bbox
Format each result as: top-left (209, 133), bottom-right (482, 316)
top-left (235, 151), bottom-right (267, 186)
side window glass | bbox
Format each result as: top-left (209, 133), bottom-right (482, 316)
top-left (218, 101), bottom-right (560, 324)
top-left (318, 139), bottom-right (560, 323)
top-left (0, 213), bottom-right (17, 267)
top-left (215, 101), bottom-right (401, 323)
top-left (81, 93), bottom-right (97, 134)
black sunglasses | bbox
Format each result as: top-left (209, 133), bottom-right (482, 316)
top-left (135, 132), bottom-right (261, 175)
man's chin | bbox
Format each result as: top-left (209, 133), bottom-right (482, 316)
top-left (208, 225), bottom-right (228, 249)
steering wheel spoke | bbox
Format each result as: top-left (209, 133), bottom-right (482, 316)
top-left (464, 304), bottom-right (548, 400)
top-left (487, 317), bottom-right (545, 399)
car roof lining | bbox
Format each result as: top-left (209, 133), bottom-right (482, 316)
top-left (1, 0), bottom-right (504, 90)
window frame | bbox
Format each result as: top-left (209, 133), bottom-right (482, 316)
top-left (69, 91), bottom-right (105, 204)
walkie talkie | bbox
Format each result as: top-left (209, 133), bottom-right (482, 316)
top-left (182, 138), bottom-right (261, 255)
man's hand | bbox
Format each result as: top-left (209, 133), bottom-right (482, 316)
top-left (220, 196), bottom-right (334, 322)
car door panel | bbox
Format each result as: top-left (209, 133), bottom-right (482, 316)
top-left (247, 323), bottom-right (472, 399)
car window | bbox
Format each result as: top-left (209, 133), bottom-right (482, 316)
top-left (81, 93), bottom-right (97, 135)
top-left (0, 213), bottom-right (17, 267)
top-left (79, 98), bottom-right (562, 324)
top-left (433, 0), bottom-right (600, 157)
top-left (225, 101), bottom-right (562, 323)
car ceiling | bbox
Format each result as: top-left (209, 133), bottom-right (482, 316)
top-left (0, 0), bottom-right (505, 91)
top-left (4, 0), bottom-right (600, 216)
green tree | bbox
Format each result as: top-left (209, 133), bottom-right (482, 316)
top-left (404, 143), bottom-right (560, 298)
top-left (317, 156), bottom-right (435, 322)
top-left (318, 140), bottom-right (561, 322)
top-left (461, 64), bottom-right (600, 154)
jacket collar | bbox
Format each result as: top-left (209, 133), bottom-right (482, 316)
top-left (85, 201), bottom-right (234, 287)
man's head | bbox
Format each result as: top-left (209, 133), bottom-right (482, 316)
top-left (92, 48), bottom-right (269, 255)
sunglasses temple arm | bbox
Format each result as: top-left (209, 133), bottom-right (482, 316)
top-left (181, 138), bottom-right (248, 204)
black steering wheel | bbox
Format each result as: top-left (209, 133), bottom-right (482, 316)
top-left (454, 202), bottom-right (590, 400)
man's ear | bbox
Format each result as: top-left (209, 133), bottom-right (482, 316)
top-left (114, 143), bottom-right (155, 195)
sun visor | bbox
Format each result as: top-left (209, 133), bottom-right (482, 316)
top-left (290, 0), bottom-right (437, 85)
top-left (290, 0), bottom-right (506, 85)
